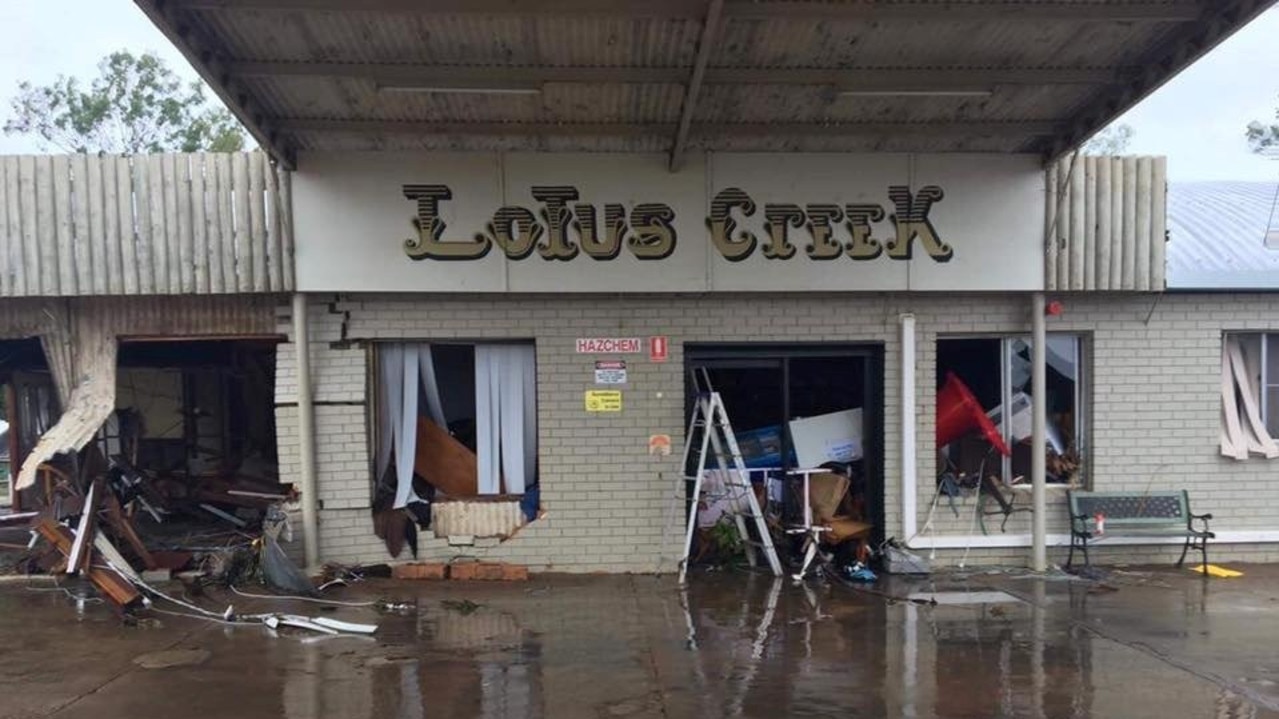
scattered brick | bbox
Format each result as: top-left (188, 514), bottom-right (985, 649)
top-left (449, 562), bottom-right (478, 581)
top-left (448, 562), bottom-right (528, 582)
top-left (392, 562), bottom-right (448, 580)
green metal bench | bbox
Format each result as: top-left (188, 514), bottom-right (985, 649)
top-left (1066, 490), bottom-right (1214, 570)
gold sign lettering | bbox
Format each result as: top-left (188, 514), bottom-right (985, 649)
top-left (762, 204), bottom-right (803, 260)
top-left (399, 183), bottom-right (952, 264)
top-left (885, 185), bottom-right (952, 262)
top-left (402, 185), bottom-right (491, 261)
top-left (707, 188), bottom-right (757, 262)
top-left (845, 204), bottom-right (885, 260)
top-left (484, 206), bottom-right (542, 260)
top-left (573, 203), bottom-right (627, 260)
top-left (803, 204), bottom-right (843, 260)
top-left (531, 186), bottom-right (579, 261)
top-left (628, 204), bottom-right (677, 260)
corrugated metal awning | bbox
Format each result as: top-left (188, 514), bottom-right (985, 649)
top-left (133, 0), bottom-right (1278, 169)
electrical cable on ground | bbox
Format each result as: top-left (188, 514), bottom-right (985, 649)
top-left (229, 585), bottom-right (379, 607)
top-left (150, 607), bottom-right (257, 626)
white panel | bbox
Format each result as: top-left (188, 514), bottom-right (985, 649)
top-left (293, 151), bottom-right (505, 292)
top-left (292, 150), bottom-right (1049, 293)
top-left (907, 154), bottom-right (1046, 292)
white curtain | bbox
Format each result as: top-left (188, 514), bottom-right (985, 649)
top-left (475, 344), bottom-right (537, 495)
top-left (377, 343), bottom-right (447, 509)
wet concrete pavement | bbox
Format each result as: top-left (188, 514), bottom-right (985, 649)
top-left (1, 566), bottom-right (1277, 718)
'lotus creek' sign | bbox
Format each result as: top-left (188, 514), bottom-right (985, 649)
top-left (401, 184), bottom-right (951, 264)
top-left (291, 152), bottom-right (1045, 293)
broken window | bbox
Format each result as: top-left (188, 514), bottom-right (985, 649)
top-left (372, 342), bottom-right (539, 555)
top-left (936, 335), bottom-right (1085, 486)
top-left (1220, 333), bottom-right (1279, 460)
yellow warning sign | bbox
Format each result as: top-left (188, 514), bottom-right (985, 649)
top-left (585, 390), bottom-right (623, 412)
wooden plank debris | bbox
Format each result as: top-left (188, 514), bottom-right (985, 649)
top-left (102, 490), bottom-right (157, 570)
top-left (34, 516), bottom-right (142, 612)
top-left (66, 480), bottom-right (100, 574)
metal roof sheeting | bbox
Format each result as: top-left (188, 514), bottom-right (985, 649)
top-left (134, 0), bottom-right (1278, 165)
top-left (1167, 181), bottom-right (1279, 290)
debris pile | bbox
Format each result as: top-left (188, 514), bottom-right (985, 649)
top-left (8, 455), bottom-right (384, 636)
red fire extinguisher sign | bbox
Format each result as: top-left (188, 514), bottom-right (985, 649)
top-left (649, 336), bottom-right (668, 363)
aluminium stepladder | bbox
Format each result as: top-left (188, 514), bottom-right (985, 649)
top-left (679, 379), bottom-right (783, 583)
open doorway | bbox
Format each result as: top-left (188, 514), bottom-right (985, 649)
top-left (0, 338), bottom-right (55, 512)
top-left (109, 339), bottom-right (280, 485)
top-left (1, 336), bottom-right (285, 583)
top-left (684, 344), bottom-right (884, 567)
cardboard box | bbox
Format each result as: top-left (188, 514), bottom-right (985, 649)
top-left (789, 408), bottom-right (863, 468)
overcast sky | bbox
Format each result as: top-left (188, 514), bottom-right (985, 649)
top-left (0, 2), bottom-right (1277, 182)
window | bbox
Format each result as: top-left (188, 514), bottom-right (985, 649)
top-left (1221, 333), bottom-right (1279, 458)
top-left (371, 341), bottom-right (540, 554)
top-left (936, 335), bottom-right (1085, 486)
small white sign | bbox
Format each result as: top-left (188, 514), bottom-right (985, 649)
top-left (595, 360), bottom-right (628, 385)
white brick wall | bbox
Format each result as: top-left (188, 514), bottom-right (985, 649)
top-left (272, 292), bottom-right (1279, 571)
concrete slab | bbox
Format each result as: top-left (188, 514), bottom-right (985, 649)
top-left (0, 568), bottom-right (1275, 718)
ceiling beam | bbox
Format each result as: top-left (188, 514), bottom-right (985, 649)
top-left (133, 0), bottom-right (296, 169)
top-left (230, 61), bottom-right (1121, 90)
top-left (723, 0), bottom-right (1205, 21)
top-left (278, 119), bottom-right (677, 137)
top-left (231, 62), bottom-right (688, 87)
top-left (670, 0), bottom-right (724, 172)
top-left (173, 0), bottom-right (1205, 22)
top-left (277, 118), bottom-right (1058, 138)
top-left (1047, 0), bottom-right (1277, 157)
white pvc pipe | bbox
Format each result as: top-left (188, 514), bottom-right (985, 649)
top-left (293, 292), bottom-right (320, 570)
top-left (900, 313), bottom-right (917, 542)
top-left (1031, 293), bottom-right (1047, 571)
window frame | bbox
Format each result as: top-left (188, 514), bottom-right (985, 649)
top-left (937, 332), bottom-right (1087, 487)
top-left (1224, 331), bottom-right (1279, 440)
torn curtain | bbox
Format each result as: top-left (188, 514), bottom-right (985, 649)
top-left (377, 343), bottom-right (446, 509)
top-left (475, 344), bottom-right (537, 495)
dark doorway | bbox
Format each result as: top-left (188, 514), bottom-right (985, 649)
top-left (0, 338), bottom-right (54, 510)
top-left (112, 338), bottom-right (280, 480)
top-left (685, 344), bottom-right (885, 547)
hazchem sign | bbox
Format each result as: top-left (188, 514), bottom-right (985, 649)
top-left (576, 337), bottom-right (641, 354)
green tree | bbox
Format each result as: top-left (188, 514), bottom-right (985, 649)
top-left (1247, 97), bottom-right (1278, 154)
top-left (1082, 124), bottom-right (1134, 155)
top-left (4, 50), bottom-right (246, 154)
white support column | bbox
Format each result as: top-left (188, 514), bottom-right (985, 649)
top-left (901, 313), bottom-right (917, 541)
top-left (1031, 292), bottom-right (1047, 571)
top-left (293, 292), bottom-right (320, 570)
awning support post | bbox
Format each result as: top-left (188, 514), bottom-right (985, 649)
top-left (293, 292), bottom-right (320, 570)
top-left (1031, 292), bottom-right (1048, 571)
top-left (900, 313), bottom-right (917, 542)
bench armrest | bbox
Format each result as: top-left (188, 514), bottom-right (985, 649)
top-left (1189, 512), bottom-right (1213, 533)
top-left (1069, 513), bottom-right (1092, 534)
